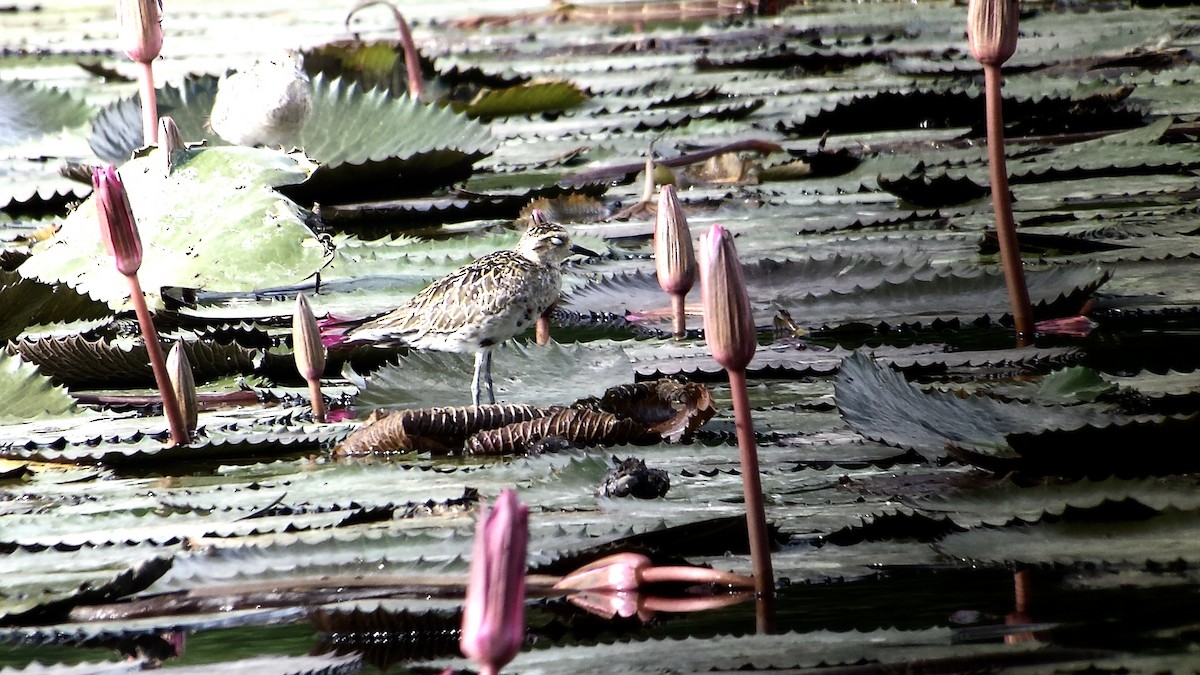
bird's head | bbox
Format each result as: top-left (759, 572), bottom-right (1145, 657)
top-left (516, 211), bottom-right (596, 265)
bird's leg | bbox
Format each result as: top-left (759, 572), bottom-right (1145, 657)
top-left (482, 349), bottom-right (495, 404)
top-left (472, 350), bottom-right (496, 406)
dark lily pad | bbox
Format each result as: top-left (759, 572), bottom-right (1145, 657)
top-left (835, 350), bottom-right (1196, 473)
top-left (7, 334), bottom-right (263, 388)
top-left (778, 86), bottom-right (1146, 139)
top-left (0, 79), bottom-right (93, 146)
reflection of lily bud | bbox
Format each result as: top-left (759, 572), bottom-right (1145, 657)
top-left (699, 224), bottom-right (756, 372)
top-left (568, 589), bottom-right (754, 623)
top-left (92, 165), bottom-right (143, 276)
top-left (117, 0), bottom-right (162, 64)
top-left (555, 552), bottom-right (756, 593)
top-left (461, 489), bottom-right (528, 675)
top-left (967, 0), bottom-right (1018, 66)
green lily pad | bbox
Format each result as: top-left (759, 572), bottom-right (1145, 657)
top-left (0, 351), bottom-right (79, 423)
top-left (350, 340), bottom-right (634, 410)
top-left (17, 146), bottom-right (328, 310)
top-left (460, 79), bottom-right (589, 119)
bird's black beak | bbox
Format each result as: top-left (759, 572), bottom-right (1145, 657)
top-left (570, 243), bottom-right (600, 258)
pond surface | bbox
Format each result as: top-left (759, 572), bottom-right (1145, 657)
top-left (3, 0), bottom-right (1200, 672)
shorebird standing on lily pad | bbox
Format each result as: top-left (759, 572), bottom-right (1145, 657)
top-left (345, 212), bottom-right (596, 406)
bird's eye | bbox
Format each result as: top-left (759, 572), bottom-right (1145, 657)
top-left (550, 236), bottom-right (565, 246)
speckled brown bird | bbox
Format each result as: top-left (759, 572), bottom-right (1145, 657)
top-left (346, 213), bottom-right (593, 405)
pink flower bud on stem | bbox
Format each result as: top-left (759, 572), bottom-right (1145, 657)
top-left (461, 489), bottom-right (528, 675)
top-left (699, 224), bottom-right (774, 633)
top-left (118, 0), bottom-right (163, 144)
top-left (654, 185), bottom-right (697, 339)
top-left (293, 294), bottom-right (327, 423)
top-left (969, 0), bottom-right (1033, 345)
top-left (94, 166), bottom-right (188, 447)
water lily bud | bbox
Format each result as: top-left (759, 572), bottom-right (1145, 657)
top-left (555, 552), bottom-right (651, 593)
top-left (159, 116), bottom-right (186, 174)
top-left (967, 0), bottom-right (1018, 66)
top-left (166, 340), bottom-right (198, 432)
top-left (292, 293), bottom-right (326, 382)
top-left (118, 0), bottom-right (163, 64)
top-left (654, 185), bottom-right (697, 296)
top-left (92, 164), bottom-right (143, 277)
top-left (699, 224), bottom-right (756, 372)
top-left (461, 489), bottom-right (528, 675)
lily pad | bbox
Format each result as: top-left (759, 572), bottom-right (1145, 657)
top-left (350, 340), bottom-right (634, 410)
top-left (0, 79), bottom-right (93, 146)
top-left (0, 352), bottom-right (79, 423)
top-left (17, 146), bottom-right (328, 310)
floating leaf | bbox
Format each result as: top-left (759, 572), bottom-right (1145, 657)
top-left (0, 352), bottom-right (79, 422)
top-left (0, 80), bottom-right (93, 146)
top-left (18, 146), bottom-right (327, 310)
top-left (460, 79), bottom-right (589, 118)
top-left (350, 341), bottom-right (634, 409)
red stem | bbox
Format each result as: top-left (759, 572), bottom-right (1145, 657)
top-left (639, 566), bottom-right (755, 588)
top-left (126, 274), bottom-right (188, 446)
top-left (671, 293), bottom-right (686, 339)
top-left (307, 377), bottom-right (327, 423)
top-left (138, 60), bottom-right (158, 145)
top-left (726, 367), bottom-right (775, 633)
top-left (983, 64), bottom-right (1034, 346)
top-left (394, 9), bottom-right (424, 100)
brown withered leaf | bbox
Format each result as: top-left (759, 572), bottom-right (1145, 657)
top-left (679, 152), bottom-right (761, 186)
top-left (334, 404), bottom-right (549, 456)
top-left (464, 408), bottom-right (653, 455)
top-left (337, 379), bottom-right (714, 457)
top-left (579, 379), bottom-right (716, 443)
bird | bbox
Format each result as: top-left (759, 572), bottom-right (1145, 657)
top-left (209, 49), bottom-right (312, 148)
top-left (345, 213), bottom-right (594, 406)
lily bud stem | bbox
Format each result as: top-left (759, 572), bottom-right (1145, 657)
top-left (983, 63), bottom-right (1034, 345)
top-left (138, 60), bottom-right (158, 144)
top-left (307, 377), bottom-right (327, 423)
top-left (127, 274), bottom-right (189, 446)
top-left (670, 293), bottom-right (686, 339)
top-left (726, 367), bottom-right (774, 634)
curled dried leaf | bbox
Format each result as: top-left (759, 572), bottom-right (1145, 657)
top-left (464, 408), bottom-right (653, 455)
top-left (581, 378), bottom-right (716, 443)
top-left (335, 404), bottom-right (549, 456)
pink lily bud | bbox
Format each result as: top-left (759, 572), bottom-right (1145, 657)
top-left (967, 0), bottom-right (1018, 66)
top-left (292, 294), bottom-right (326, 382)
top-left (461, 489), bottom-right (528, 675)
top-left (118, 0), bottom-right (163, 64)
top-left (92, 165), bottom-right (143, 277)
top-left (654, 185), bottom-right (697, 296)
top-left (555, 552), bottom-right (651, 593)
top-left (699, 224), bottom-right (756, 372)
